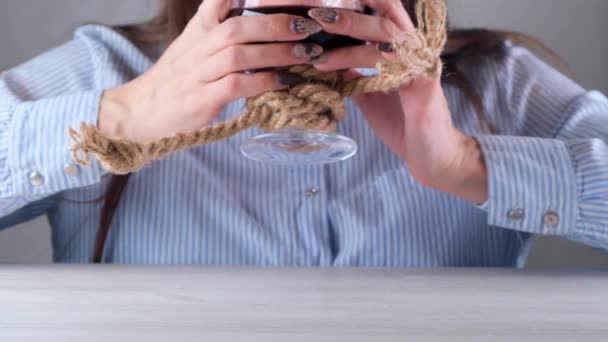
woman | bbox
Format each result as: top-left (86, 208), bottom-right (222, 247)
top-left (0, 0), bottom-right (606, 265)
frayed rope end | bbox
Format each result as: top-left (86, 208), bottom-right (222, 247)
top-left (68, 123), bottom-right (94, 167)
top-left (68, 122), bottom-right (148, 175)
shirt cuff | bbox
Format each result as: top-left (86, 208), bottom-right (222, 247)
top-left (6, 91), bottom-right (107, 197)
top-left (475, 135), bottom-right (578, 235)
top-left (566, 139), bottom-right (608, 238)
top-left (0, 105), bottom-right (13, 197)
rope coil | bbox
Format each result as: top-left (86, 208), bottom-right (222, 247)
top-left (70, 0), bottom-right (447, 175)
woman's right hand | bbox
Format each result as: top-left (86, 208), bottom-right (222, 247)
top-left (98, 0), bottom-right (324, 143)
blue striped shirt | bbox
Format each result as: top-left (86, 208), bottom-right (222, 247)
top-left (1, 25), bottom-right (607, 265)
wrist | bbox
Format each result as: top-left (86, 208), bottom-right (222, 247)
top-left (98, 84), bottom-right (135, 140)
top-left (443, 135), bottom-right (489, 205)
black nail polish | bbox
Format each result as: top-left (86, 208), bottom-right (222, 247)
top-left (277, 72), bottom-right (304, 86)
top-left (378, 42), bottom-right (395, 52)
top-left (308, 8), bottom-right (339, 23)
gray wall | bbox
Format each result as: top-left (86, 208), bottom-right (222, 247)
top-left (1, 0), bottom-right (607, 267)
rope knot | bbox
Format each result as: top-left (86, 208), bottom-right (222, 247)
top-left (247, 69), bottom-right (346, 132)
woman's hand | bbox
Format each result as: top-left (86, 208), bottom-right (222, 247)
top-left (98, 0), bottom-right (325, 143)
top-left (308, 0), bottom-right (488, 204)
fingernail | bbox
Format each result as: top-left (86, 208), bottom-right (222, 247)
top-left (277, 72), bottom-right (304, 86)
top-left (309, 51), bottom-right (330, 64)
top-left (377, 42), bottom-right (395, 52)
top-left (291, 17), bottom-right (323, 35)
top-left (293, 43), bottom-right (323, 58)
top-left (308, 8), bottom-right (339, 23)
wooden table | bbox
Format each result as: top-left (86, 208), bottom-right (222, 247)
top-left (0, 266), bottom-right (606, 341)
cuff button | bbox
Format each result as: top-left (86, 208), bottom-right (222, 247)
top-left (28, 171), bottom-right (45, 187)
top-left (543, 211), bottom-right (560, 226)
top-left (507, 208), bottom-right (524, 221)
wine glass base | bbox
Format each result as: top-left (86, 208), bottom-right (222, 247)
top-left (241, 130), bottom-right (358, 166)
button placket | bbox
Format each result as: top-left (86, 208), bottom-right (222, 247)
top-left (294, 165), bottom-right (331, 265)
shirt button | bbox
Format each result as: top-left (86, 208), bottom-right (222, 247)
top-left (507, 208), bottom-right (524, 221)
top-left (543, 211), bottom-right (560, 226)
top-left (29, 171), bottom-right (45, 186)
top-left (64, 162), bottom-right (79, 177)
top-left (305, 188), bottom-right (319, 197)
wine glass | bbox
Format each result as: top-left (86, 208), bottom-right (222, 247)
top-left (232, 0), bottom-right (365, 165)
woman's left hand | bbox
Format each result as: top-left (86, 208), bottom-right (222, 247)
top-left (308, 1), bottom-right (488, 204)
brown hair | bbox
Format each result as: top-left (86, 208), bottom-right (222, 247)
top-left (92, 0), bottom-right (558, 262)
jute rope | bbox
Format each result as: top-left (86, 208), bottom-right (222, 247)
top-left (69, 0), bottom-right (447, 174)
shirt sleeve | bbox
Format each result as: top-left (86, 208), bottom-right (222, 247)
top-left (0, 25), bottom-right (146, 221)
top-left (0, 91), bottom-right (107, 218)
top-left (469, 44), bottom-right (608, 251)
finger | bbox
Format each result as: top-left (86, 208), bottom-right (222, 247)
top-left (308, 8), bottom-right (399, 44)
top-left (206, 72), bottom-right (291, 105)
top-left (165, 0), bottom-right (233, 58)
top-left (198, 43), bottom-right (323, 82)
top-left (363, 0), bottom-right (416, 31)
top-left (311, 45), bottom-right (384, 72)
top-left (203, 14), bottom-right (322, 57)
top-left (197, 0), bottom-right (233, 27)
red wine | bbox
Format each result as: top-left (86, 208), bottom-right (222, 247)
top-left (229, 3), bottom-right (369, 50)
